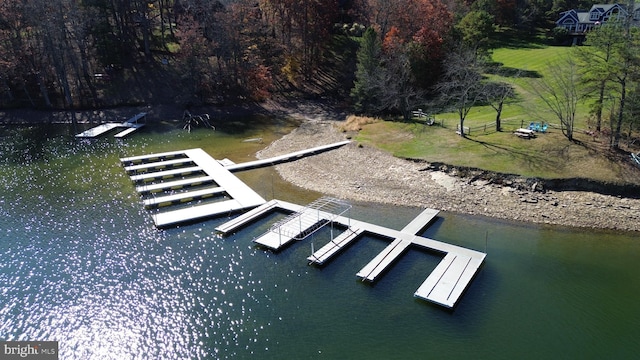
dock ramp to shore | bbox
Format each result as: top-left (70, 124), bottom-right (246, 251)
top-left (223, 140), bottom-right (351, 172)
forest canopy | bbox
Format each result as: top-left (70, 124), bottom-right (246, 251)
top-left (0, 0), bottom-right (558, 110)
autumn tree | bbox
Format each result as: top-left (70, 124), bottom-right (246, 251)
top-left (259, 0), bottom-right (338, 81)
top-left (175, 15), bottom-right (213, 102)
top-left (221, 1), bottom-right (274, 100)
top-left (378, 27), bottom-right (424, 120)
top-left (355, 0), bottom-right (453, 84)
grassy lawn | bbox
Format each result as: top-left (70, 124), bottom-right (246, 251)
top-left (354, 45), bottom-right (640, 185)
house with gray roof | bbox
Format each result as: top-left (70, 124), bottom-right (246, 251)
top-left (556, 4), bottom-right (640, 43)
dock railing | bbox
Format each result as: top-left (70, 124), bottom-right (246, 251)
top-left (268, 197), bottom-right (352, 247)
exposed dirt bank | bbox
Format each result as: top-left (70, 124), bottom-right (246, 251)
top-left (3, 101), bottom-right (639, 232)
top-left (257, 119), bottom-right (640, 232)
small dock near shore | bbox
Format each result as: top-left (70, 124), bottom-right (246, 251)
top-left (216, 198), bottom-right (485, 308)
top-left (75, 112), bottom-right (146, 138)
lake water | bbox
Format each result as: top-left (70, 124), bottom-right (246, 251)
top-left (1, 122), bottom-right (639, 359)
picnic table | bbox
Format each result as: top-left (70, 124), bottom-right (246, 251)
top-left (514, 128), bottom-right (536, 139)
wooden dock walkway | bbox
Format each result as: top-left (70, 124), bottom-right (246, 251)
top-left (355, 208), bottom-right (439, 282)
top-left (224, 140), bottom-right (351, 172)
top-left (114, 123), bottom-right (145, 138)
top-left (356, 238), bottom-right (413, 281)
top-left (124, 158), bottom-right (194, 173)
top-left (75, 123), bottom-right (122, 138)
top-left (152, 199), bottom-right (245, 227)
top-left (121, 149), bottom-right (188, 164)
top-left (400, 208), bottom-right (439, 234)
top-left (122, 142), bottom-right (353, 227)
top-left (414, 253), bottom-right (484, 308)
top-left (129, 166), bottom-right (203, 182)
top-left (216, 199), bottom-right (484, 308)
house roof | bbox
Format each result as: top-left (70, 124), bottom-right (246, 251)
top-left (556, 3), bottom-right (636, 26)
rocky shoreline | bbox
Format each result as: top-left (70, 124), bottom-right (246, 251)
top-left (3, 101), bottom-right (639, 232)
top-left (257, 119), bottom-right (640, 232)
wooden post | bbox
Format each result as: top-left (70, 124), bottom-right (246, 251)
top-left (485, 230), bottom-right (488, 253)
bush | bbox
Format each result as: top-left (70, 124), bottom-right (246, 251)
top-left (339, 115), bottom-right (380, 132)
top-left (552, 27), bottom-right (570, 45)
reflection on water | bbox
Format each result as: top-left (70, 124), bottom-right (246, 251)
top-left (1, 123), bottom-right (639, 359)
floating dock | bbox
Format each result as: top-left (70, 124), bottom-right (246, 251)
top-left (216, 199), bottom-right (485, 308)
top-left (121, 141), bottom-right (353, 227)
top-left (119, 141), bottom-right (485, 308)
top-left (413, 252), bottom-right (484, 308)
top-left (307, 227), bottom-right (364, 265)
top-left (355, 208), bottom-right (439, 282)
top-left (121, 148), bottom-right (266, 227)
top-left (76, 112), bottom-right (146, 138)
top-left (252, 197), bottom-right (351, 250)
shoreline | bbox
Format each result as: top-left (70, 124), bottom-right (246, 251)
top-left (3, 102), bottom-right (639, 232)
top-left (257, 119), bottom-right (640, 233)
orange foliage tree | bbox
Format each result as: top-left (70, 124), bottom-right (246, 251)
top-left (356, 0), bottom-right (453, 85)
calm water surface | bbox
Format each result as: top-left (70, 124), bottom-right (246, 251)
top-left (0, 122), bottom-right (639, 359)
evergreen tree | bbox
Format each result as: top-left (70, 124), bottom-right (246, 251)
top-left (350, 27), bottom-right (382, 113)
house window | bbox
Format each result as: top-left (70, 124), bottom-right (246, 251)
top-left (635, 10), bottom-right (640, 20)
top-left (562, 19), bottom-right (575, 32)
top-left (590, 11), bottom-right (600, 21)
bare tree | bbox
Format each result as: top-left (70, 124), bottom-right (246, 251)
top-left (376, 47), bottom-right (425, 120)
top-left (485, 81), bottom-right (515, 132)
top-left (529, 57), bottom-right (581, 141)
top-left (437, 48), bottom-right (486, 137)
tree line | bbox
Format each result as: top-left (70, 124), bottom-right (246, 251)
top-left (1, 0), bottom-right (635, 149)
top-left (0, 0), bottom-right (567, 110)
top-left (529, 13), bottom-right (640, 151)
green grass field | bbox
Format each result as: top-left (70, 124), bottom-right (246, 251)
top-left (354, 45), bottom-right (640, 185)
